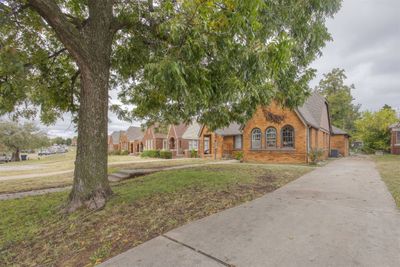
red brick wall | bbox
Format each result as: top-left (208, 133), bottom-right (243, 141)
top-left (391, 130), bottom-right (400, 155)
top-left (331, 135), bottom-right (349, 157)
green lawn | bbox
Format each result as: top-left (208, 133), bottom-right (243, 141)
top-left (373, 154), bottom-right (400, 207)
top-left (0, 163), bottom-right (313, 266)
top-left (0, 159), bottom-right (210, 194)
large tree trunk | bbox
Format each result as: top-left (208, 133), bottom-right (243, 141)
top-left (67, 65), bottom-right (112, 212)
top-left (29, 0), bottom-right (116, 212)
top-left (66, 2), bottom-right (115, 212)
top-left (11, 148), bottom-right (20, 162)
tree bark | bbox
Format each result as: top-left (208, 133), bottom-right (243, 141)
top-left (11, 148), bottom-right (20, 162)
top-left (65, 1), bottom-right (115, 212)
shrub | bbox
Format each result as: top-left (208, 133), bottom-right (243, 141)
top-left (233, 151), bottom-right (244, 161)
top-left (120, 150), bottom-right (129, 155)
top-left (141, 150), bottom-right (160, 158)
top-left (160, 150), bottom-right (172, 159)
top-left (190, 149), bottom-right (198, 158)
top-left (308, 148), bottom-right (324, 164)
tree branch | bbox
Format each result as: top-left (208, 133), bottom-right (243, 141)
top-left (28, 0), bottom-right (88, 65)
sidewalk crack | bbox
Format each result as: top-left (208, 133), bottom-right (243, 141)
top-left (161, 234), bottom-right (235, 267)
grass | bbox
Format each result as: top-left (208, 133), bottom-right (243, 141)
top-left (373, 154), bottom-right (400, 207)
top-left (0, 158), bottom-right (209, 194)
top-left (0, 163), bottom-right (313, 266)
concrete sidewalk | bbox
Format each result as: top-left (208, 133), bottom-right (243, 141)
top-left (101, 157), bottom-right (400, 267)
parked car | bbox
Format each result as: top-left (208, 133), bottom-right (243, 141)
top-left (0, 154), bottom-right (11, 163)
top-left (38, 150), bottom-right (50, 156)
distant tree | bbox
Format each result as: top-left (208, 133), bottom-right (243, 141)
top-left (52, 136), bottom-right (65, 145)
top-left (316, 68), bottom-right (360, 133)
top-left (0, 121), bottom-right (49, 161)
top-left (354, 107), bottom-right (398, 152)
top-left (382, 104), bottom-right (392, 110)
top-left (1, 0), bottom-right (342, 210)
top-left (66, 138), bottom-right (72, 146)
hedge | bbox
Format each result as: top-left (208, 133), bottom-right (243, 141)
top-left (140, 150), bottom-right (160, 158)
top-left (160, 150), bottom-right (172, 159)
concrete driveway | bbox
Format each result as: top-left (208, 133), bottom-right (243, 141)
top-left (101, 157), bottom-right (400, 267)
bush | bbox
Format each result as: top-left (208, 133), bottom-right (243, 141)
top-left (233, 151), bottom-right (244, 161)
top-left (141, 150), bottom-right (160, 158)
top-left (160, 150), bottom-right (172, 159)
top-left (308, 148), bottom-right (324, 164)
top-left (120, 150), bottom-right (129, 155)
top-left (190, 149), bottom-right (198, 158)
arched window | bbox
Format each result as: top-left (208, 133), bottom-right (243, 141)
top-left (251, 128), bottom-right (262, 149)
top-left (266, 127), bottom-right (277, 148)
top-left (281, 125), bottom-right (294, 148)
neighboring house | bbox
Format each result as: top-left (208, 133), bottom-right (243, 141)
top-left (142, 124), bottom-right (168, 150)
top-left (182, 122), bottom-right (201, 156)
top-left (199, 93), bottom-right (333, 163)
top-left (390, 122), bottom-right (400, 155)
top-left (166, 123), bottom-right (189, 156)
top-left (331, 126), bottom-right (351, 157)
top-left (107, 130), bottom-right (128, 152)
top-left (126, 126), bottom-right (145, 154)
top-left (119, 131), bottom-right (128, 152)
top-left (108, 131), bottom-right (121, 152)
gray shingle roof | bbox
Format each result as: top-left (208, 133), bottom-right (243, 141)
top-left (111, 131), bottom-right (121, 145)
top-left (215, 122), bottom-right (242, 136)
top-left (182, 122), bottom-right (200, 139)
top-left (296, 92), bottom-right (329, 130)
top-left (126, 126), bottom-right (144, 141)
top-left (331, 126), bottom-right (349, 135)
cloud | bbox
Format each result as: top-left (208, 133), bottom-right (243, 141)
top-left (311, 0), bottom-right (400, 112)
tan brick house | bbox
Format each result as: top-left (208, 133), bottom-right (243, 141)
top-left (199, 93), bottom-right (333, 163)
top-left (331, 126), bottom-right (350, 157)
top-left (126, 126), bottom-right (144, 154)
top-left (390, 122), bottom-right (400, 155)
top-left (108, 131), bottom-right (122, 152)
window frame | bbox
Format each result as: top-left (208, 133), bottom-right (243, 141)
top-left (265, 127), bottom-right (277, 148)
top-left (251, 128), bottom-right (262, 150)
top-left (234, 135), bottom-right (242, 150)
top-left (281, 125), bottom-right (295, 148)
top-left (396, 131), bottom-right (400, 145)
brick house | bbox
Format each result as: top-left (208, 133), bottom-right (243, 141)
top-left (127, 126), bottom-right (145, 154)
top-left (142, 124), bottom-right (168, 150)
top-left (107, 130), bottom-right (128, 152)
top-left (331, 126), bottom-right (350, 157)
top-left (199, 93), bottom-right (333, 163)
top-left (181, 122), bottom-right (201, 156)
top-left (390, 122), bottom-right (400, 155)
top-left (166, 123), bottom-right (189, 156)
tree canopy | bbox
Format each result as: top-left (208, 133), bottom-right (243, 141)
top-left (316, 68), bottom-right (360, 133)
top-left (354, 106), bottom-right (398, 152)
top-left (0, 121), bottom-right (49, 160)
top-left (0, 0), bottom-right (342, 210)
top-left (2, 0), bottom-right (342, 128)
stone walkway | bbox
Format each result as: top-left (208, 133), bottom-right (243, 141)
top-left (101, 157), bottom-right (400, 267)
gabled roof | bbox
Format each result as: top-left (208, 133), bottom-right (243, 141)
top-left (182, 122), bottom-right (201, 139)
top-left (152, 124), bottom-right (168, 139)
top-left (215, 122), bottom-right (242, 136)
top-left (126, 126), bottom-right (144, 141)
top-left (173, 123), bottom-right (189, 138)
top-left (332, 126), bottom-right (350, 136)
top-left (111, 131), bottom-right (121, 145)
top-left (296, 92), bottom-right (329, 130)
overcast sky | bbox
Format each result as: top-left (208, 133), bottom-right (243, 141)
top-left (38, 0), bottom-right (400, 137)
